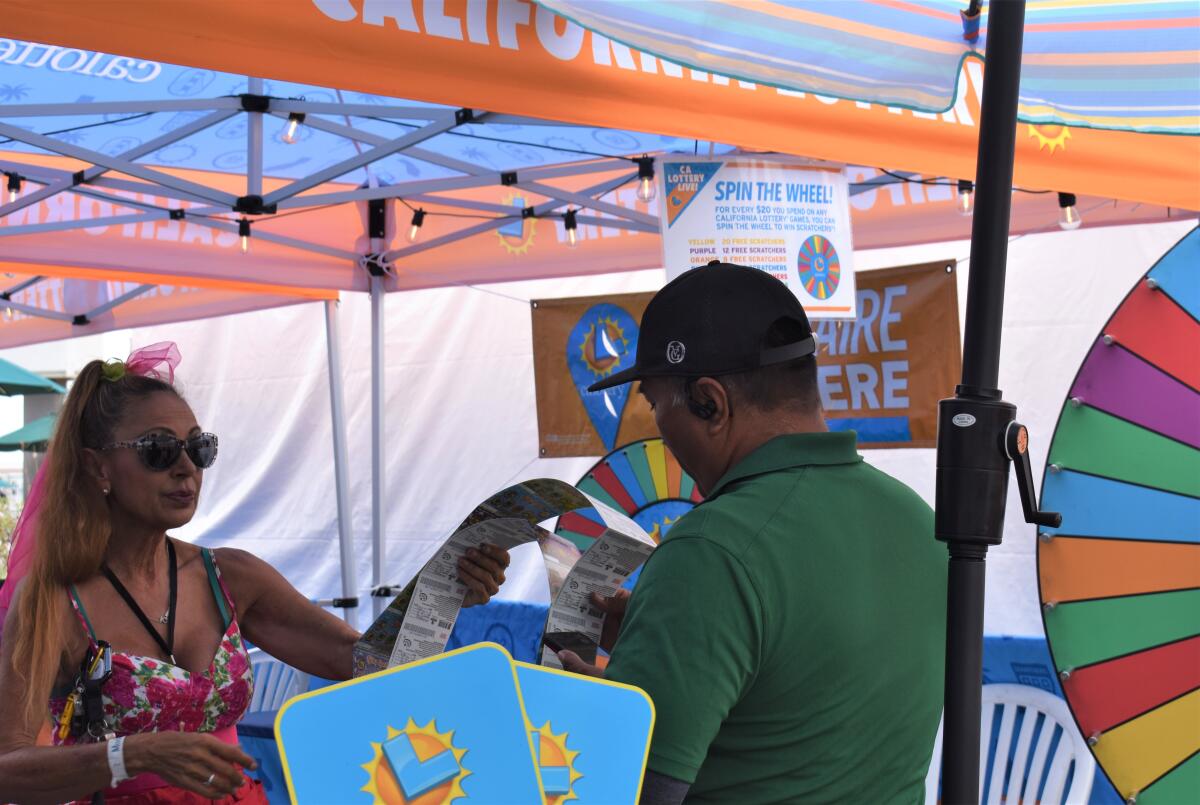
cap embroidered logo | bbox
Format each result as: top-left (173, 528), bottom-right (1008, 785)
top-left (666, 341), bottom-right (686, 364)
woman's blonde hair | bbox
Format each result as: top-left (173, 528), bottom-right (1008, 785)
top-left (10, 360), bottom-right (178, 724)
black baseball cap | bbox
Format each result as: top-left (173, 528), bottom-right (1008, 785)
top-left (588, 262), bottom-right (817, 392)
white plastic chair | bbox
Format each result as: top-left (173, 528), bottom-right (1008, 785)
top-left (247, 648), bottom-right (309, 713)
top-left (924, 684), bottom-right (1095, 805)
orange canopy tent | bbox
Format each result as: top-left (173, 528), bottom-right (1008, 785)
top-left (0, 1), bottom-right (1193, 627)
top-left (1, 0), bottom-right (1196, 210)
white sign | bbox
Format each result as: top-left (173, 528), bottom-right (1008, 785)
top-left (659, 156), bottom-right (857, 319)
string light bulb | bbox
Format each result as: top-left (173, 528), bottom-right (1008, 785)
top-left (4, 306), bottom-right (12, 321)
top-left (956, 179), bottom-right (974, 216)
top-left (238, 218), bottom-right (251, 254)
top-left (1057, 192), bottom-right (1082, 231)
top-left (636, 156), bottom-right (657, 203)
top-left (282, 112), bottom-right (307, 144)
top-left (564, 208), bottom-right (579, 248)
top-left (408, 208), bottom-right (426, 243)
top-left (5, 173), bottom-right (21, 204)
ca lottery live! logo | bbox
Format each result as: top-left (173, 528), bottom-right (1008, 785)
top-left (276, 644), bottom-right (654, 804)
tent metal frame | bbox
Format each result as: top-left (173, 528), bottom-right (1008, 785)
top-left (0, 96), bottom-right (656, 264)
top-left (0, 91), bottom-right (663, 625)
top-left (0, 89), bottom-right (954, 626)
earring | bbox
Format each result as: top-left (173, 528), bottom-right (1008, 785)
top-left (102, 487), bottom-right (110, 496)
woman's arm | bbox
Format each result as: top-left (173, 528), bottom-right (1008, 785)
top-left (0, 588), bottom-right (253, 803)
top-left (0, 584), bottom-right (124, 803)
top-left (214, 548), bottom-right (360, 681)
top-left (216, 544), bottom-right (511, 682)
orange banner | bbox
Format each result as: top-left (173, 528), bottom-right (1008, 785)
top-left (532, 261), bottom-right (960, 456)
top-left (813, 261), bottom-right (961, 449)
top-left (532, 291), bottom-right (657, 458)
top-left (2, 0), bottom-right (1196, 210)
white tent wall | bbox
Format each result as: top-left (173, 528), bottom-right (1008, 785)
top-left (152, 266), bottom-right (670, 628)
top-left (113, 219), bottom-right (1193, 637)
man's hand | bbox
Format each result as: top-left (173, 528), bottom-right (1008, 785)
top-left (557, 650), bottom-right (604, 678)
top-left (458, 544), bottom-right (510, 607)
top-left (558, 588), bottom-right (631, 677)
top-left (594, 589), bottom-right (630, 652)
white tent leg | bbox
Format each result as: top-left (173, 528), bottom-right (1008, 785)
top-left (324, 298), bottom-right (358, 625)
top-left (370, 274), bottom-right (386, 618)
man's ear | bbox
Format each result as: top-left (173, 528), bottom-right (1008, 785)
top-left (692, 377), bottom-right (732, 431)
top-left (80, 448), bottom-right (110, 491)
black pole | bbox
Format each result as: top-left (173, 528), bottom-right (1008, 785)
top-left (936, 2), bottom-right (1027, 804)
top-left (962, 0), bottom-right (1026, 393)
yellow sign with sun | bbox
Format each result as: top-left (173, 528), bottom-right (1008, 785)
top-left (361, 718), bottom-right (470, 805)
top-left (529, 721), bottom-right (582, 804)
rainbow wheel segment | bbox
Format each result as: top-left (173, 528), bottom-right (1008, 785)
top-left (796, 234), bottom-right (841, 301)
top-left (555, 438), bottom-right (704, 552)
top-left (1038, 227), bottom-right (1200, 804)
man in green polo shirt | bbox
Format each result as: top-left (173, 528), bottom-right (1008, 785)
top-left (558, 263), bottom-right (947, 804)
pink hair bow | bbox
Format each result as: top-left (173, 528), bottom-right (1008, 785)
top-left (123, 341), bottom-right (182, 384)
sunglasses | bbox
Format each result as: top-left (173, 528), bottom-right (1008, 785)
top-left (101, 432), bottom-right (219, 471)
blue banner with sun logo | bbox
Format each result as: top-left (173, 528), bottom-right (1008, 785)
top-left (533, 292), bottom-right (663, 458)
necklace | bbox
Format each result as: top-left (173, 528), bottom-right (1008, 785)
top-left (101, 538), bottom-right (178, 665)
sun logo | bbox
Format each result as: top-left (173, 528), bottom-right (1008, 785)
top-left (581, 316), bottom-right (629, 378)
top-left (647, 515), bottom-right (681, 544)
top-left (497, 192), bottom-right (537, 256)
top-left (529, 721), bottom-right (581, 804)
top-left (361, 718), bottom-right (470, 805)
top-left (1028, 124), bottom-right (1071, 153)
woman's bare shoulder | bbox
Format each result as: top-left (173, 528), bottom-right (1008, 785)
top-left (3, 578), bottom-right (90, 686)
top-left (208, 547), bottom-right (276, 606)
top-left (209, 546), bottom-right (268, 575)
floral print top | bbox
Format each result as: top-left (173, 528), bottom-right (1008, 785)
top-left (49, 547), bottom-right (255, 743)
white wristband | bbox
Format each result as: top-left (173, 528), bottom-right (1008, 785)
top-left (106, 736), bottom-right (130, 786)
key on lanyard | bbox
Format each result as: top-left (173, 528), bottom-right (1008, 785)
top-left (59, 644), bottom-right (109, 740)
top-left (82, 642), bottom-right (115, 741)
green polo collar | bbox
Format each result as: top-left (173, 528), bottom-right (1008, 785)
top-left (706, 430), bottom-right (862, 499)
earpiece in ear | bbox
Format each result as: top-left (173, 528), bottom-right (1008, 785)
top-left (688, 398), bottom-right (718, 420)
top-left (683, 378), bottom-right (718, 420)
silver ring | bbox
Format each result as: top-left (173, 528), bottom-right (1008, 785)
top-left (205, 773), bottom-right (216, 786)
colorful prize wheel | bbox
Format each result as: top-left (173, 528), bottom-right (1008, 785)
top-left (556, 438), bottom-right (703, 559)
top-left (796, 234), bottom-right (841, 301)
top-left (1038, 228), bottom-right (1200, 804)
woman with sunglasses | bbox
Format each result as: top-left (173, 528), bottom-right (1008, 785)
top-left (0, 345), bottom-right (510, 804)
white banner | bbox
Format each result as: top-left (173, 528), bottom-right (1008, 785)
top-left (660, 156), bottom-right (857, 319)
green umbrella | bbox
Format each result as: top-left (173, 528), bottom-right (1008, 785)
top-left (0, 413), bottom-right (55, 452)
top-left (0, 358), bottom-right (65, 396)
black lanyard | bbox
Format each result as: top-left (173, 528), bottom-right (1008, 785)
top-left (101, 538), bottom-right (177, 666)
